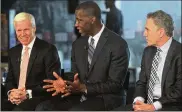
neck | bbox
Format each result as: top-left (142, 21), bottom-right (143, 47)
top-left (157, 36), bottom-right (170, 47)
top-left (90, 22), bottom-right (102, 37)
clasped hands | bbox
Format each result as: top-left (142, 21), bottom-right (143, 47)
top-left (8, 88), bottom-right (27, 105)
top-left (133, 100), bottom-right (155, 111)
top-left (43, 72), bottom-right (86, 97)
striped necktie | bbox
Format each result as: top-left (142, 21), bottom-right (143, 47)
top-left (88, 38), bottom-right (95, 68)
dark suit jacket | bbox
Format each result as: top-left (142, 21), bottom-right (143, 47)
top-left (5, 37), bottom-right (61, 97)
top-left (134, 39), bottom-right (182, 107)
top-left (71, 27), bottom-right (129, 110)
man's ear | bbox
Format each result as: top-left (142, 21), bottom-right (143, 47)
top-left (91, 17), bottom-right (96, 24)
top-left (32, 27), bottom-right (36, 32)
top-left (159, 28), bottom-right (165, 38)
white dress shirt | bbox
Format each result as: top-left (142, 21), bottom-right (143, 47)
top-left (21, 36), bottom-right (36, 65)
top-left (88, 23), bottom-right (105, 48)
top-left (134, 37), bottom-right (172, 110)
top-left (20, 36), bottom-right (36, 98)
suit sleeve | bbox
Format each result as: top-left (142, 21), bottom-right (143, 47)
top-left (31, 45), bottom-right (61, 97)
top-left (44, 45), bottom-right (61, 78)
top-left (5, 51), bottom-right (17, 93)
top-left (86, 43), bottom-right (129, 94)
top-left (159, 52), bottom-right (182, 104)
top-left (133, 48), bottom-right (148, 99)
top-left (71, 41), bottom-right (79, 74)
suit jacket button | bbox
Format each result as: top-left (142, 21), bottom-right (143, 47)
top-left (87, 80), bottom-right (90, 83)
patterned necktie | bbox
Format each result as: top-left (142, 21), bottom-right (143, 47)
top-left (80, 38), bottom-right (94, 102)
top-left (147, 48), bottom-right (162, 104)
top-left (18, 47), bottom-right (30, 89)
top-left (88, 38), bottom-right (95, 68)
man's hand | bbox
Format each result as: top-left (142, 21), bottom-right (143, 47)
top-left (65, 73), bottom-right (86, 94)
top-left (133, 100), bottom-right (155, 111)
top-left (43, 72), bottom-right (67, 96)
top-left (17, 89), bottom-right (27, 104)
top-left (8, 88), bottom-right (27, 105)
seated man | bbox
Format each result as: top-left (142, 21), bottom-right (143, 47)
top-left (36, 1), bottom-right (129, 111)
top-left (1, 12), bottom-right (61, 111)
top-left (114, 10), bottom-right (182, 111)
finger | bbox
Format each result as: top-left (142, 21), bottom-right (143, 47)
top-left (9, 98), bottom-right (15, 103)
top-left (66, 81), bottom-right (74, 86)
top-left (18, 87), bottom-right (26, 91)
top-left (52, 91), bottom-right (59, 96)
top-left (11, 92), bottom-right (22, 98)
top-left (10, 89), bottom-right (19, 95)
top-left (135, 107), bottom-right (142, 111)
top-left (135, 100), bottom-right (144, 105)
top-left (10, 89), bottom-right (18, 92)
top-left (65, 85), bottom-right (73, 90)
top-left (53, 72), bottom-right (61, 79)
top-left (133, 105), bottom-right (139, 111)
top-left (64, 89), bottom-right (71, 93)
top-left (17, 89), bottom-right (26, 95)
top-left (13, 95), bottom-right (20, 99)
top-left (134, 105), bottom-right (142, 111)
top-left (43, 85), bottom-right (54, 89)
top-left (74, 73), bottom-right (79, 81)
top-left (61, 92), bottom-right (71, 98)
top-left (62, 87), bottom-right (72, 93)
top-left (47, 88), bottom-right (55, 92)
top-left (14, 100), bottom-right (22, 105)
top-left (12, 98), bottom-right (21, 102)
top-left (43, 79), bottom-right (54, 83)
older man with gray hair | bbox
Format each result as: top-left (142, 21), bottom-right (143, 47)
top-left (114, 10), bottom-right (182, 111)
top-left (1, 12), bottom-right (61, 111)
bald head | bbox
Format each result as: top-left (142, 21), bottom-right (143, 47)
top-left (14, 12), bottom-right (36, 28)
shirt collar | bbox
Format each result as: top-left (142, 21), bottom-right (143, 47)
top-left (159, 37), bottom-right (172, 53)
top-left (89, 23), bottom-right (105, 41)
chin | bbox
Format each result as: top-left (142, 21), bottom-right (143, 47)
top-left (81, 33), bottom-right (87, 36)
top-left (21, 42), bottom-right (29, 46)
top-left (147, 43), bottom-right (152, 46)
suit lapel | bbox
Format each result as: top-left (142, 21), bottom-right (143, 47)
top-left (16, 45), bottom-right (23, 83)
top-left (161, 40), bottom-right (175, 91)
top-left (83, 37), bottom-right (89, 77)
top-left (88, 28), bottom-right (108, 75)
top-left (147, 46), bottom-right (156, 78)
top-left (26, 38), bottom-right (38, 78)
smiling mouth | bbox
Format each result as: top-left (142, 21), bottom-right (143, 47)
top-left (20, 37), bottom-right (28, 41)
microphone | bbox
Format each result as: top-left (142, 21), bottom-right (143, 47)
top-left (84, 46), bottom-right (88, 50)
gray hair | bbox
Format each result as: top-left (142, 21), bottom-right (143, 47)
top-left (14, 12), bottom-right (36, 27)
top-left (147, 10), bottom-right (174, 37)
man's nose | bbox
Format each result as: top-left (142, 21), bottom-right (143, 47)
top-left (21, 31), bottom-right (26, 36)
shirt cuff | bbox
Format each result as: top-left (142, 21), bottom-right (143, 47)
top-left (133, 96), bottom-right (145, 103)
top-left (7, 90), bottom-right (11, 96)
top-left (153, 101), bottom-right (162, 110)
top-left (26, 89), bottom-right (32, 99)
